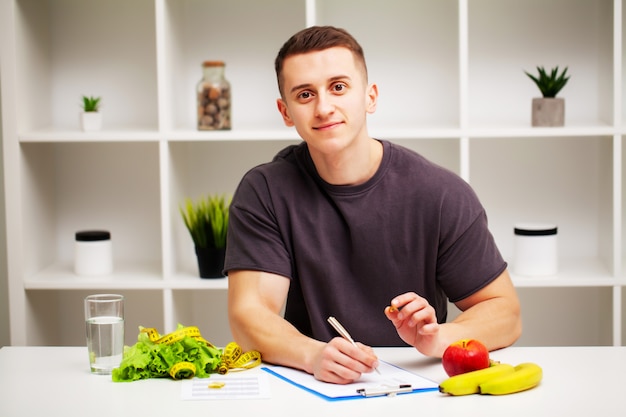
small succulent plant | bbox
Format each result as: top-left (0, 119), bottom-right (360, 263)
top-left (82, 95), bottom-right (101, 112)
top-left (524, 66), bottom-right (570, 98)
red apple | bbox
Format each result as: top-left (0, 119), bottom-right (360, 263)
top-left (442, 339), bottom-right (490, 377)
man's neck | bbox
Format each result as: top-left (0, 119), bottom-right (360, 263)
top-left (310, 138), bottom-right (383, 186)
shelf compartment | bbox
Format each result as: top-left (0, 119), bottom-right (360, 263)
top-left (161, 0), bottom-right (303, 131)
top-left (468, 0), bottom-right (614, 127)
top-left (25, 289), bottom-right (164, 347)
top-left (170, 289), bottom-right (232, 347)
top-left (315, 0), bottom-right (460, 130)
top-left (469, 135), bottom-right (614, 278)
top-left (14, 0), bottom-right (158, 132)
top-left (167, 140), bottom-right (299, 278)
top-left (20, 142), bottom-right (162, 281)
top-left (515, 287), bottom-right (613, 346)
top-left (449, 285), bottom-right (617, 345)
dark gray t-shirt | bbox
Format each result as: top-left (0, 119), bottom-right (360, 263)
top-left (225, 140), bottom-right (506, 346)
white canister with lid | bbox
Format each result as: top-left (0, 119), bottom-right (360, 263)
top-left (513, 223), bottom-right (558, 276)
top-left (74, 230), bottom-right (113, 276)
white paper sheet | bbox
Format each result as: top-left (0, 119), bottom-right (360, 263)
top-left (262, 360), bottom-right (438, 401)
top-left (181, 373), bottom-right (271, 400)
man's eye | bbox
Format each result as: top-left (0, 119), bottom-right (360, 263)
top-left (333, 83), bottom-right (346, 92)
top-left (298, 91), bottom-right (312, 100)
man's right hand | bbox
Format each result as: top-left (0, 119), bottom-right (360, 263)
top-left (311, 337), bottom-right (379, 384)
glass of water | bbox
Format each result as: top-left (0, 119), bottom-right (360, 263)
top-left (84, 294), bottom-right (124, 374)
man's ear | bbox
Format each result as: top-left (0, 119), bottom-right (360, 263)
top-left (277, 98), bottom-right (294, 127)
top-left (366, 83), bottom-right (378, 114)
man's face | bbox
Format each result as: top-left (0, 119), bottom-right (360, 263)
top-left (276, 47), bottom-right (377, 156)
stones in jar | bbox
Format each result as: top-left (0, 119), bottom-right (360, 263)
top-left (197, 60), bottom-right (231, 130)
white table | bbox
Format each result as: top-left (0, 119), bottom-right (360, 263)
top-left (0, 345), bottom-right (623, 416)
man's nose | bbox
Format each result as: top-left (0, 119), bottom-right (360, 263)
top-left (315, 91), bottom-right (335, 117)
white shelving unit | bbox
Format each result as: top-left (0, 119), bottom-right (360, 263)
top-left (1, 0), bottom-right (624, 348)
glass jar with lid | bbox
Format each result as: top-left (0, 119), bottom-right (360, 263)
top-left (197, 60), bottom-right (231, 130)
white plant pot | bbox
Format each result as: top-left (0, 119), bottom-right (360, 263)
top-left (81, 112), bottom-right (102, 131)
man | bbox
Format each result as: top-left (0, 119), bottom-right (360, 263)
top-left (225, 26), bottom-right (521, 384)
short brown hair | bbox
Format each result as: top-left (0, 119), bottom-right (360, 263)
top-left (274, 26), bottom-right (368, 96)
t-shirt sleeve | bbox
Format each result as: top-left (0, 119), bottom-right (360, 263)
top-left (434, 180), bottom-right (507, 303)
top-left (223, 169), bottom-right (293, 279)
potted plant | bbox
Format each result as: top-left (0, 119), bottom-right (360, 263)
top-left (180, 194), bottom-right (231, 278)
top-left (524, 66), bottom-right (570, 127)
top-left (80, 95), bottom-right (102, 131)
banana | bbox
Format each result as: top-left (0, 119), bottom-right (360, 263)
top-left (479, 362), bottom-right (543, 395)
top-left (439, 363), bottom-right (515, 396)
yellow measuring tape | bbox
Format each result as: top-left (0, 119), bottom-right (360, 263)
top-left (141, 326), bottom-right (215, 347)
top-left (139, 326), bottom-right (261, 380)
top-left (218, 342), bottom-right (263, 375)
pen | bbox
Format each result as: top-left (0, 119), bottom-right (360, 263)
top-left (327, 316), bottom-right (381, 374)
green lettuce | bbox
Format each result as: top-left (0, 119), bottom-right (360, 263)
top-left (112, 325), bottom-right (222, 382)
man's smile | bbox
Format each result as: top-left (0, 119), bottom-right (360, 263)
top-left (313, 121), bottom-right (344, 130)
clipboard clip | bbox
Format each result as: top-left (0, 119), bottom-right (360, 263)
top-left (356, 384), bottom-right (413, 397)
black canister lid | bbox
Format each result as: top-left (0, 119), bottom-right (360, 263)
top-left (514, 223), bottom-right (557, 236)
top-left (75, 230), bottom-right (111, 241)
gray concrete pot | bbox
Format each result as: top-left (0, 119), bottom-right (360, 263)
top-left (531, 97), bottom-right (564, 127)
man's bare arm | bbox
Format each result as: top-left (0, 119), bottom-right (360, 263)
top-left (227, 269), bottom-right (379, 383)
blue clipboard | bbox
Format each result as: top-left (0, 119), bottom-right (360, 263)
top-left (261, 360), bottom-right (438, 401)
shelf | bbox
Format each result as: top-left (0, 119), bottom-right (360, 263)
top-left (466, 124), bottom-right (617, 138)
top-left (2, 0), bottom-right (624, 348)
top-left (167, 275), bottom-right (228, 290)
top-left (23, 261), bottom-right (229, 291)
top-left (164, 128), bottom-right (300, 142)
top-left (28, 260), bottom-right (618, 290)
top-left (17, 124), bottom-right (620, 144)
top-left (511, 257), bottom-right (619, 287)
top-left (24, 261), bottom-right (163, 290)
top-left (19, 129), bottom-right (163, 143)
top-left (18, 127), bottom-right (299, 143)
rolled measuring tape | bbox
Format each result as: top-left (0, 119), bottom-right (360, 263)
top-left (169, 361), bottom-right (196, 380)
top-left (218, 342), bottom-right (262, 375)
top-left (139, 326), bottom-right (261, 379)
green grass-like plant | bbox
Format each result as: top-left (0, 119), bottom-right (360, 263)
top-left (524, 66), bottom-right (570, 98)
top-left (82, 95), bottom-right (101, 112)
top-left (180, 194), bottom-right (231, 249)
